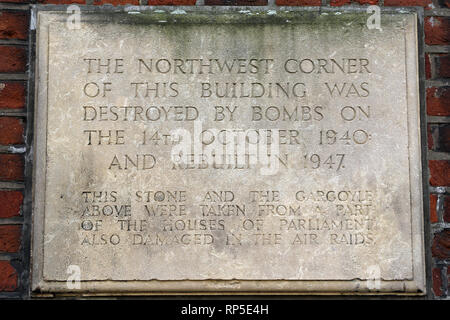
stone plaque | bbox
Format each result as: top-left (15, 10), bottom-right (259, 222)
top-left (32, 8), bottom-right (426, 294)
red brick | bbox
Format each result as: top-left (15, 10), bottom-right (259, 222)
top-left (427, 87), bottom-right (450, 116)
top-left (354, 0), bottom-right (378, 3)
top-left (428, 124), bottom-right (435, 150)
top-left (0, 46), bottom-right (26, 73)
top-left (384, 0), bottom-right (433, 8)
top-left (0, 154), bottom-right (23, 181)
top-left (425, 17), bottom-right (450, 45)
top-left (147, 0), bottom-right (196, 3)
top-left (438, 125), bottom-right (450, 152)
top-left (0, 261), bottom-right (17, 292)
top-left (432, 267), bottom-right (443, 297)
top-left (0, 11), bottom-right (29, 40)
top-left (444, 196), bottom-right (450, 223)
top-left (429, 124), bottom-right (450, 152)
top-left (0, 117), bottom-right (24, 145)
top-left (204, 0), bottom-right (265, 4)
top-left (147, 0), bottom-right (197, 3)
top-left (448, 266), bottom-right (450, 282)
top-left (429, 160), bottom-right (450, 186)
top-left (330, 0), bottom-right (351, 5)
top-left (432, 229), bottom-right (450, 259)
top-left (276, 0), bottom-right (321, 5)
top-left (93, 0), bottom-right (139, 4)
top-left (435, 54), bottom-right (450, 78)
top-left (37, 0), bottom-right (85, 3)
top-left (430, 194), bottom-right (450, 224)
top-left (425, 54), bottom-right (432, 79)
top-left (0, 191), bottom-right (23, 218)
top-left (0, 82), bottom-right (25, 110)
top-left (0, 225), bottom-right (20, 253)
top-left (430, 194), bottom-right (438, 223)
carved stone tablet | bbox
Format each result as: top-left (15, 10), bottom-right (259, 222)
top-left (32, 8), bottom-right (426, 294)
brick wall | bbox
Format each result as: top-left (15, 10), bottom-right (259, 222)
top-left (0, 0), bottom-right (448, 299)
top-left (0, 0), bottom-right (28, 298)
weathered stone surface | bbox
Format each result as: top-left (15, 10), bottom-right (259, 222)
top-left (32, 8), bottom-right (425, 294)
